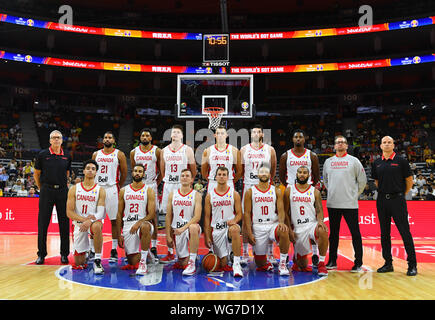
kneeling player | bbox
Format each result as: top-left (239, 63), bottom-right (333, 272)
top-left (244, 165), bottom-right (293, 275)
top-left (284, 166), bottom-right (329, 276)
top-left (117, 164), bottom-right (156, 275)
top-left (165, 169), bottom-right (202, 275)
top-left (204, 166), bottom-right (244, 277)
top-left (67, 160), bottom-right (106, 274)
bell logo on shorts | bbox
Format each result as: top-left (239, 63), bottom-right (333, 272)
top-left (215, 221), bottom-right (228, 230)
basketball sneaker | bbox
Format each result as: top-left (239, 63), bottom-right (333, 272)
top-left (326, 260), bottom-right (337, 270)
top-left (256, 262), bottom-right (273, 272)
top-left (317, 262), bottom-right (328, 276)
top-left (160, 252), bottom-right (176, 264)
top-left (150, 247), bottom-right (159, 263)
top-left (278, 261), bottom-right (290, 276)
top-left (268, 255), bottom-right (279, 266)
top-left (93, 259), bottom-right (104, 275)
top-left (136, 259), bottom-right (148, 275)
top-left (240, 255), bottom-right (249, 266)
top-left (350, 264), bottom-right (363, 273)
top-left (291, 264), bottom-right (312, 272)
top-left (233, 263), bottom-right (244, 277)
top-left (109, 249), bottom-right (118, 263)
top-left (88, 250), bottom-right (95, 261)
top-left (182, 259), bottom-right (196, 276)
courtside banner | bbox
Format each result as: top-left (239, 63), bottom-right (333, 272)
top-left (1, 198), bottom-right (434, 237)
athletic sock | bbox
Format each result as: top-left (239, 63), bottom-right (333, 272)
top-left (168, 247), bottom-right (174, 254)
top-left (189, 253), bottom-right (197, 262)
top-left (319, 255), bottom-right (326, 263)
top-left (243, 243), bottom-right (249, 257)
top-left (151, 240), bottom-right (157, 248)
top-left (95, 253), bottom-right (102, 260)
top-left (312, 244), bottom-right (318, 255)
top-left (141, 250), bottom-right (149, 261)
top-left (112, 239), bottom-right (118, 250)
top-left (280, 253), bottom-right (288, 263)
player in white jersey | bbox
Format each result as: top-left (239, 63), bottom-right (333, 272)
top-left (160, 124), bottom-right (196, 263)
top-left (165, 169), bottom-right (202, 275)
top-left (92, 131), bottom-right (128, 263)
top-left (240, 124), bottom-right (277, 264)
top-left (201, 125), bottom-right (242, 193)
top-left (204, 166), bottom-right (244, 277)
top-left (284, 166), bottom-right (329, 276)
top-left (116, 164), bottom-right (156, 275)
top-left (244, 165), bottom-right (292, 275)
top-left (279, 129), bottom-right (321, 265)
top-left (130, 128), bottom-right (162, 262)
top-left (67, 160), bottom-right (106, 274)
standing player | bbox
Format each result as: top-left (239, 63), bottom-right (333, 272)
top-left (130, 128), bottom-right (162, 262)
top-left (279, 129), bottom-right (321, 265)
top-left (244, 165), bottom-right (293, 275)
top-left (116, 164), bottom-right (156, 275)
top-left (160, 124), bottom-right (197, 263)
top-left (284, 166), bottom-right (329, 276)
top-left (66, 160), bottom-right (106, 274)
top-left (201, 125), bottom-right (242, 192)
top-left (240, 124), bottom-right (277, 264)
top-left (204, 166), bottom-right (244, 277)
top-left (165, 169), bottom-right (202, 275)
top-left (92, 131), bottom-right (128, 263)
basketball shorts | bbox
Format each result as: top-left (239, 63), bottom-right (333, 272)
top-left (293, 222), bottom-right (319, 259)
top-left (145, 181), bottom-right (159, 214)
top-left (72, 220), bottom-right (94, 255)
top-left (103, 184), bottom-right (119, 220)
top-left (207, 180), bottom-right (234, 194)
top-left (175, 224), bottom-right (202, 259)
top-left (212, 224), bottom-right (240, 259)
top-left (161, 182), bottom-right (180, 214)
top-left (252, 222), bottom-right (279, 256)
top-left (122, 221), bottom-right (154, 256)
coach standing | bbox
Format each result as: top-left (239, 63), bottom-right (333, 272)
top-left (371, 136), bottom-right (417, 276)
top-left (34, 130), bottom-right (72, 265)
top-left (323, 135), bottom-right (367, 272)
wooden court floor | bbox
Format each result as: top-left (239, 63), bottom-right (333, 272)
top-left (1, 233), bottom-right (434, 300)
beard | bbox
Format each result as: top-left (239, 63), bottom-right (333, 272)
top-left (296, 176), bottom-right (309, 185)
top-left (132, 175), bottom-right (143, 182)
top-left (104, 141), bottom-right (113, 148)
top-left (259, 176), bottom-right (269, 183)
top-left (140, 140), bottom-right (150, 146)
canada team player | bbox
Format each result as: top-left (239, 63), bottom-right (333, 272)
top-left (130, 128), bottom-right (162, 262)
top-left (92, 131), bottom-right (128, 263)
top-left (244, 165), bottom-right (293, 275)
top-left (240, 124), bottom-right (277, 264)
top-left (160, 124), bottom-right (197, 263)
top-left (165, 169), bottom-right (202, 275)
top-left (201, 125), bottom-right (242, 192)
top-left (279, 129), bottom-right (321, 265)
top-left (66, 160), bottom-right (106, 274)
top-left (284, 166), bottom-right (329, 276)
top-left (116, 164), bottom-right (156, 275)
top-left (204, 166), bottom-right (244, 277)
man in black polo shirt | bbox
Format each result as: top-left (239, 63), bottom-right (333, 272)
top-left (34, 130), bottom-right (72, 265)
top-left (371, 136), bottom-right (417, 276)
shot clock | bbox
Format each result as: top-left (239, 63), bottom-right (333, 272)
top-left (203, 34), bottom-right (229, 65)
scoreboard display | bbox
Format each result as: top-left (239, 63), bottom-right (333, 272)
top-left (203, 34), bottom-right (229, 63)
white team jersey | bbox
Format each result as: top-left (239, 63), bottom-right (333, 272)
top-left (171, 189), bottom-right (197, 229)
top-left (210, 186), bottom-right (235, 229)
top-left (289, 184), bottom-right (317, 230)
top-left (208, 144), bottom-right (235, 181)
top-left (243, 143), bottom-right (272, 185)
top-left (133, 145), bottom-right (158, 184)
top-left (123, 184), bottom-right (148, 224)
top-left (94, 149), bottom-right (120, 186)
top-left (75, 183), bottom-right (101, 218)
top-left (251, 185), bottom-right (278, 224)
top-left (286, 148), bottom-right (312, 185)
top-left (163, 144), bottom-right (188, 184)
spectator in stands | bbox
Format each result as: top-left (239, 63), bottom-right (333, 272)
top-left (411, 184), bottom-right (419, 199)
top-left (28, 187), bottom-right (39, 197)
top-left (0, 164), bottom-right (8, 189)
top-left (194, 179), bottom-right (205, 194)
top-left (11, 179), bottom-right (23, 194)
top-left (426, 155), bottom-right (435, 168)
top-left (7, 159), bottom-right (18, 177)
top-left (423, 145), bottom-right (432, 161)
top-left (16, 184), bottom-right (28, 197)
top-left (23, 161), bottom-right (34, 178)
top-left (416, 175), bottom-right (426, 188)
top-left (427, 173), bottom-right (434, 185)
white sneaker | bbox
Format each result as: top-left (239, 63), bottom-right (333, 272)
top-left (233, 263), bottom-right (244, 277)
top-left (279, 262), bottom-right (290, 276)
top-left (136, 259), bottom-right (148, 275)
top-left (240, 256), bottom-right (249, 266)
top-left (269, 256), bottom-right (279, 266)
top-left (182, 259), bottom-right (196, 276)
top-left (93, 259), bottom-right (104, 275)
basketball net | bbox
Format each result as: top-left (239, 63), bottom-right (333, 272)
top-left (204, 107), bottom-right (224, 130)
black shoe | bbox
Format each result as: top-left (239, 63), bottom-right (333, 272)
top-left (350, 264), bottom-right (363, 273)
top-left (109, 249), bottom-right (118, 263)
top-left (312, 254), bottom-right (319, 267)
top-left (377, 263), bottom-right (394, 273)
top-left (61, 255), bottom-right (69, 264)
top-left (326, 260), bottom-right (337, 270)
top-left (88, 250), bottom-right (95, 261)
top-left (35, 256), bottom-right (45, 265)
top-left (407, 265), bottom-right (417, 276)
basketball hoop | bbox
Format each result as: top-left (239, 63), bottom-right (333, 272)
top-left (204, 107), bottom-right (224, 130)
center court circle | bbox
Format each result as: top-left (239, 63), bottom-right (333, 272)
top-left (55, 257), bottom-right (326, 293)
